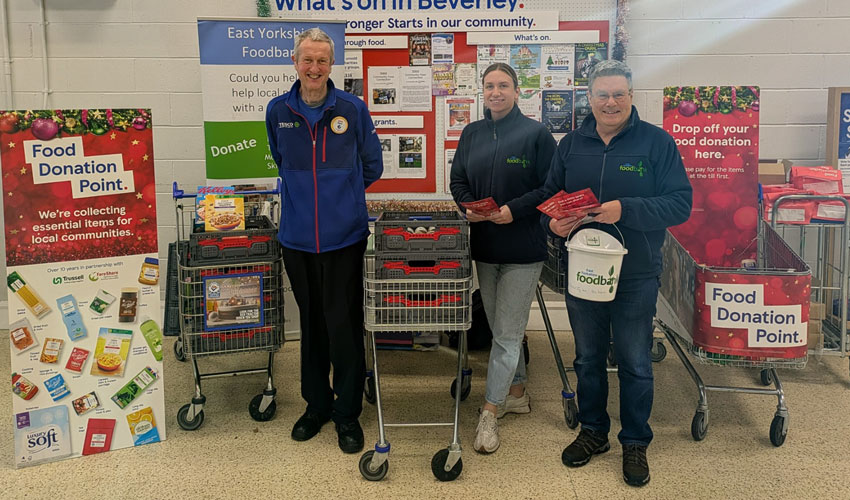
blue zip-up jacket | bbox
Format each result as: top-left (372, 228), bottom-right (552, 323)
top-left (542, 106), bottom-right (692, 280)
top-left (450, 105), bottom-right (556, 264)
top-left (265, 79), bottom-right (383, 253)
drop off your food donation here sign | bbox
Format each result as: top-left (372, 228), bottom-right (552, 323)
top-left (0, 108), bottom-right (165, 467)
top-left (197, 18), bottom-right (346, 182)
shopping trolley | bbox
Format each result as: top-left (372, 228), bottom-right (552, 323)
top-left (171, 182), bottom-right (285, 431)
top-left (359, 211), bottom-right (473, 482)
top-left (654, 219), bottom-right (810, 446)
top-left (535, 235), bottom-right (668, 430)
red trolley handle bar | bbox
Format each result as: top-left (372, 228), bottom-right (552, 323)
top-left (382, 294), bottom-right (462, 307)
top-left (200, 326), bottom-right (272, 341)
top-left (382, 227), bottom-right (461, 240)
top-left (382, 261), bottom-right (461, 274)
top-left (197, 235), bottom-right (272, 250)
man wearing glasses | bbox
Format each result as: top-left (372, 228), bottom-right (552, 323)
top-left (541, 60), bottom-right (692, 487)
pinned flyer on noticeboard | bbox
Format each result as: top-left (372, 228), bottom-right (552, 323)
top-left (1, 108), bottom-right (165, 467)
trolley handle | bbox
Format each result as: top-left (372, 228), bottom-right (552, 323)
top-left (382, 227), bottom-right (460, 240)
top-left (197, 235), bottom-right (272, 250)
top-left (382, 260), bottom-right (460, 275)
top-left (172, 178), bottom-right (283, 199)
top-left (382, 294), bottom-right (462, 307)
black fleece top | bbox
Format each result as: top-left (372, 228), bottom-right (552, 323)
top-left (541, 106), bottom-right (693, 280)
top-left (450, 105), bottom-right (557, 264)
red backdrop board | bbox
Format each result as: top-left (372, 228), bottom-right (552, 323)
top-left (0, 109), bottom-right (158, 266)
top-left (663, 86), bottom-right (760, 266)
top-left (694, 268), bottom-right (810, 359)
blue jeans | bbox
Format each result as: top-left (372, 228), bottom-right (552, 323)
top-left (566, 277), bottom-right (659, 446)
top-left (477, 261), bottom-right (544, 406)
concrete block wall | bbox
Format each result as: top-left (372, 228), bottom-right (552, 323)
top-left (0, 0), bottom-right (848, 310)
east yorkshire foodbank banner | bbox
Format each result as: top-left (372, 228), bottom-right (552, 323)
top-left (0, 108), bottom-right (166, 467)
top-left (197, 18), bottom-right (346, 183)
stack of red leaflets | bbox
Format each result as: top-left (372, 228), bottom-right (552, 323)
top-left (537, 188), bottom-right (600, 219)
top-left (461, 197), bottom-right (501, 216)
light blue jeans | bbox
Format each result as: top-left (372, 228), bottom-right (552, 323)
top-left (476, 261), bottom-right (544, 406)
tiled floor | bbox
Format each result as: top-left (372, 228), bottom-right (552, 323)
top-left (2, 330), bottom-right (850, 499)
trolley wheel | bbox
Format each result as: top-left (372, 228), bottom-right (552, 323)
top-left (770, 415), bottom-right (787, 447)
top-left (523, 336), bottom-right (530, 365)
top-left (173, 341), bottom-right (186, 362)
top-left (364, 376), bottom-right (376, 405)
top-left (450, 376), bottom-right (471, 401)
top-left (563, 398), bottom-right (579, 429)
top-left (359, 450), bottom-right (389, 481)
top-left (650, 340), bottom-right (667, 362)
top-left (691, 411), bottom-right (708, 441)
top-left (760, 369), bottom-right (773, 386)
top-left (248, 394), bottom-right (277, 422)
top-left (177, 403), bottom-right (204, 431)
top-left (607, 344), bottom-right (617, 367)
top-left (431, 448), bottom-right (463, 482)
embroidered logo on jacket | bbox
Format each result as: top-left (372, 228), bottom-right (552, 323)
top-left (278, 121), bottom-right (299, 128)
top-left (506, 155), bottom-right (531, 168)
top-left (331, 116), bottom-right (348, 134)
top-left (619, 161), bottom-right (646, 177)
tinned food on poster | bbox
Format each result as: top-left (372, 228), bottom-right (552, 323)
top-left (72, 391), bottom-right (100, 416)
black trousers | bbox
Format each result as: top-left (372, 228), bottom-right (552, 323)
top-left (282, 239), bottom-right (366, 424)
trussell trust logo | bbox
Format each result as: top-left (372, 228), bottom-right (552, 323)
top-left (52, 274), bottom-right (84, 285)
top-left (278, 121), bottom-right (300, 128)
top-left (619, 161), bottom-right (647, 177)
top-left (506, 155), bottom-right (531, 168)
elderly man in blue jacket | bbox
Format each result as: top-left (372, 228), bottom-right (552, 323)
top-left (541, 60), bottom-right (692, 487)
top-left (266, 27), bottom-right (383, 454)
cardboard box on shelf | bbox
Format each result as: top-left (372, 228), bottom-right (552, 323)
top-left (758, 159), bottom-right (792, 185)
top-left (810, 301), bottom-right (826, 320)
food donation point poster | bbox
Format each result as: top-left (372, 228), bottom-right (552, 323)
top-left (0, 109), bottom-right (166, 467)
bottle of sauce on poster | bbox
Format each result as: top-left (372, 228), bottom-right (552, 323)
top-left (138, 316), bottom-right (163, 361)
top-left (119, 287), bottom-right (138, 323)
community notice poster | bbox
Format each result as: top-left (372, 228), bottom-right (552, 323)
top-left (197, 18), bottom-right (346, 183)
top-left (663, 86), bottom-right (761, 266)
top-left (0, 108), bottom-right (165, 467)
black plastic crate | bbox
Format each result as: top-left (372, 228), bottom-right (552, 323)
top-left (163, 241), bottom-right (186, 336)
top-left (540, 236), bottom-right (566, 294)
top-left (375, 210), bottom-right (469, 254)
top-left (188, 215), bottom-right (280, 266)
top-left (375, 252), bottom-right (471, 279)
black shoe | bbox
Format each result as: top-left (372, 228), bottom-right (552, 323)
top-left (336, 420), bottom-right (364, 454)
top-left (291, 411), bottom-right (330, 442)
top-left (622, 444), bottom-right (650, 487)
top-left (561, 428), bottom-right (610, 467)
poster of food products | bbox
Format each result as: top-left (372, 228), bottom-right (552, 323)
top-left (1, 108), bottom-right (165, 467)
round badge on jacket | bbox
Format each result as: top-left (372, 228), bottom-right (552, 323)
top-left (331, 116), bottom-right (348, 134)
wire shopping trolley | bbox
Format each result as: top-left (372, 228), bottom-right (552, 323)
top-left (359, 211), bottom-right (472, 482)
top-left (654, 219), bottom-right (810, 446)
top-left (171, 182), bottom-right (285, 431)
top-left (535, 235), bottom-right (668, 430)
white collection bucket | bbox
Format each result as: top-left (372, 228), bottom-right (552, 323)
top-left (565, 225), bottom-right (628, 302)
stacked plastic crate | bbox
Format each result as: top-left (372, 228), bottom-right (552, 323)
top-left (369, 211), bottom-right (472, 349)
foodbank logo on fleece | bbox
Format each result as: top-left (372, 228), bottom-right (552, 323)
top-left (25, 136), bottom-right (135, 199)
top-left (506, 155), bottom-right (531, 168)
top-left (619, 161), bottom-right (646, 177)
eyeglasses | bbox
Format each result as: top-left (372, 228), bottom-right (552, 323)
top-left (591, 91), bottom-right (631, 103)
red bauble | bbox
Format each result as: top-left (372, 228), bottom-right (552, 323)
top-left (678, 100), bottom-right (698, 117)
top-left (0, 112), bottom-right (19, 133)
top-left (32, 118), bottom-right (60, 140)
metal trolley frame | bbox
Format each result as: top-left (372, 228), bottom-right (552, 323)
top-left (654, 219), bottom-right (810, 447)
top-left (171, 182), bottom-right (284, 431)
top-left (535, 236), bottom-right (668, 430)
top-left (359, 249), bottom-right (473, 482)
top-left (771, 194), bottom-right (850, 378)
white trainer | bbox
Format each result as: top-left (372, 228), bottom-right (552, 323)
top-left (497, 391), bottom-right (531, 418)
top-left (474, 409), bottom-right (500, 454)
